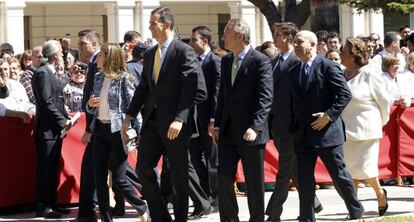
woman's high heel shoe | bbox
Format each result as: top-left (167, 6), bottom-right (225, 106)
top-left (378, 188), bottom-right (388, 216)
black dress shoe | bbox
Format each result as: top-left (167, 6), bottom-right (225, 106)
top-left (53, 205), bottom-right (71, 214)
top-left (346, 207), bottom-right (364, 220)
top-left (314, 204), bottom-right (323, 214)
top-left (71, 217), bottom-right (98, 222)
top-left (265, 216), bottom-right (281, 222)
top-left (36, 207), bottom-right (62, 218)
top-left (110, 206), bottom-right (125, 216)
top-left (379, 188), bottom-right (389, 216)
top-left (188, 206), bottom-right (211, 220)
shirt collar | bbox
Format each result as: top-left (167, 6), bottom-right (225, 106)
top-left (199, 47), bottom-right (211, 61)
top-left (89, 50), bottom-right (100, 63)
top-left (46, 63), bottom-right (56, 74)
top-left (281, 48), bottom-right (293, 61)
top-left (159, 35), bottom-right (174, 51)
top-left (235, 45), bottom-right (251, 60)
top-left (305, 54), bottom-right (317, 68)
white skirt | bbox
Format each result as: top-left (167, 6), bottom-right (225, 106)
top-left (343, 139), bottom-right (380, 180)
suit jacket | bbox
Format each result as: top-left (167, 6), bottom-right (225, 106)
top-left (32, 63), bottom-right (68, 139)
top-left (86, 72), bottom-right (138, 133)
top-left (197, 51), bottom-right (221, 129)
top-left (82, 53), bottom-right (99, 133)
top-left (215, 48), bottom-right (273, 146)
top-left (270, 51), bottom-right (301, 139)
top-left (127, 39), bottom-right (207, 135)
top-left (342, 65), bottom-right (389, 141)
top-left (0, 85), bottom-right (9, 99)
top-left (290, 55), bottom-right (351, 148)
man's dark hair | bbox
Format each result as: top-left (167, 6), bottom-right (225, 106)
top-left (327, 31), bottom-right (342, 42)
top-left (316, 30), bottom-right (329, 43)
top-left (192, 26), bottom-right (212, 44)
top-left (406, 33), bottom-right (414, 45)
top-left (123, 31), bottom-right (141, 43)
top-left (400, 25), bottom-right (410, 33)
top-left (151, 7), bottom-right (175, 30)
top-left (383, 32), bottom-right (399, 48)
top-left (78, 29), bottom-right (101, 43)
top-left (131, 42), bottom-right (149, 60)
top-left (273, 22), bottom-right (298, 38)
top-left (0, 43), bottom-right (14, 55)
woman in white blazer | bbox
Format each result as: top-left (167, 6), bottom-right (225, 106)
top-left (340, 37), bottom-right (390, 217)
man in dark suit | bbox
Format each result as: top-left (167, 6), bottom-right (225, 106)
top-left (212, 18), bottom-right (273, 222)
top-left (121, 7), bottom-right (207, 222)
top-left (189, 25), bottom-right (221, 212)
top-left (265, 22), bottom-right (322, 222)
top-left (290, 30), bottom-right (364, 222)
top-left (32, 40), bottom-right (71, 218)
top-left (75, 29), bottom-right (101, 222)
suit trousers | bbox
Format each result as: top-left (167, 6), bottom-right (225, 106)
top-left (295, 144), bottom-right (363, 222)
top-left (266, 136), bottom-right (321, 219)
top-left (77, 139), bottom-right (97, 220)
top-left (137, 118), bottom-right (190, 221)
top-left (93, 121), bottom-right (147, 222)
top-left (218, 124), bottom-right (265, 222)
top-left (189, 129), bottom-right (219, 202)
top-left (113, 163), bottom-right (143, 209)
top-left (36, 137), bottom-right (63, 207)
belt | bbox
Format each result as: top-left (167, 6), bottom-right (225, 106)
top-left (98, 119), bottom-right (111, 124)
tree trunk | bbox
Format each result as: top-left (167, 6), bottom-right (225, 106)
top-left (248, 0), bottom-right (311, 33)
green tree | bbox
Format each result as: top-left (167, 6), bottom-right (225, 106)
top-left (340, 0), bottom-right (414, 14)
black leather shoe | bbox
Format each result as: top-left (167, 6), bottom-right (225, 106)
top-left (53, 205), bottom-right (71, 214)
top-left (379, 188), bottom-right (389, 216)
top-left (71, 217), bottom-right (98, 222)
top-left (110, 206), bottom-right (125, 217)
top-left (36, 207), bottom-right (62, 218)
top-left (314, 204), bottom-right (323, 214)
top-left (346, 207), bottom-right (364, 220)
top-left (265, 216), bottom-right (281, 222)
top-left (188, 206), bottom-right (211, 220)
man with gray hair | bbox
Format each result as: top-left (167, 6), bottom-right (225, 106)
top-left (369, 31), bottom-right (406, 73)
top-left (213, 18), bottom-right (273, 221)
top-left (32, 40), bottom-right (71, 218)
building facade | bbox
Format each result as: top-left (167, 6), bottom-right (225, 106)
top-left (0, 0), bottom-right (411, 54)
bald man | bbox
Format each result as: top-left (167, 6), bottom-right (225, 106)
top-left (289, 30), bottom-right (364, 222)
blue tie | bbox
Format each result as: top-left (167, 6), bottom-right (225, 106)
top-left (273, 56), bottom-right (284, 77)
top-left (300, 64), bottom-right (310, 87)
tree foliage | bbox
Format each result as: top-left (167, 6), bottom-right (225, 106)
top-left (340, 0), bottom-right (414, 14)
top-left (248, 0), bottom-right (310, 32)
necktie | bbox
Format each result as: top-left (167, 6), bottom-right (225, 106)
top-left (153, 45), bottom-right (162, 84)
top-left (273, 56), bottom-right (284, 77)
top-left (231, 56), bottom-right (239, 86)
top-left (300, 64), bottom-right (310, 87)
top-left (197, 57), bottom-right (202, 62)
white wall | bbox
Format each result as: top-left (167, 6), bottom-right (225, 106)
top-left (24, 2), bottom-right (106, 47)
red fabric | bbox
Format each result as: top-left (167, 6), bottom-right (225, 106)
top-left (1, 106), bottom-right (414, 207)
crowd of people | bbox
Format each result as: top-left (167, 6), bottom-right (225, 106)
top-left (1, 6), bottom-right (414, 222)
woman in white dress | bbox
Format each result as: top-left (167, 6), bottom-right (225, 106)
top-left (340, 37), bottom-right (390, 216)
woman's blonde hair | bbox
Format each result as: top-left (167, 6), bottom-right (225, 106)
top-left (382, 55), bottom-right (400, 72)
top-left (406, 52), bottom-right (414, 72)
top-left (100, 43), bottom-right (126, 80)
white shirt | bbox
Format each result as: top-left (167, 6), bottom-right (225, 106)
top-left (381, 72), bottom-right (413, 106)
top-left (0, 79), bottom-right (35, 113)
top-left (98, 77), bottom-right (111, 121)
top-left (369, 49), bottom-right (406, 74)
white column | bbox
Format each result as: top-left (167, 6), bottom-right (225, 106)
top-left (105, 3), bottom-right (118, 43)
top-left (0, 1), bottom-right (6, 43)
top-left (368, 9), bottom-right (384, 41)
top-left (227, 1), bottom-right (241, 19)
top-left (117, 0), bottom-right (135, 43)
top-left (241, 0), bottom-right (257, 47)
top-left (261, 0), bottom-right (279, 43)
top-left (410, 12), bottom-right (414, 31)
top-left (4, 0), bottom-right (25, 53)
top-left (133, 1), bottom-right (142, 35)
top-left (339, 5), bottom-right (365, 39)
top-left (140, 0), bottom-right (160, 45)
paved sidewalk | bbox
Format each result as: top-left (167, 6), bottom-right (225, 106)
top-left (1, 186), bottom-right (413, 221)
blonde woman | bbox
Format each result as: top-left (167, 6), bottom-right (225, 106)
top-left (87, 43), bottom-right (146, 222)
